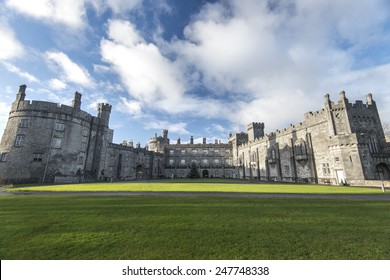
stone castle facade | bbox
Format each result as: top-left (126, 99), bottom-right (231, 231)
top-left (1, 85), bottom-right (389, 186)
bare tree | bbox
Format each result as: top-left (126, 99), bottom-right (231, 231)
top-left (383, 122), bottom-right (390, 139)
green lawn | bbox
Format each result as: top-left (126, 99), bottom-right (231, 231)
top-left (0, 195), bottom-right (389, 259)
top-left (6, 179), bottom-right (387, 194)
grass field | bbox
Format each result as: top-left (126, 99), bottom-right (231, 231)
top-left (1, 195), bottom-right (390, 259)
top-left (6, 179), bottom-right (388, 194)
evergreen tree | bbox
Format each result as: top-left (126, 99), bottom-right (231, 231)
top-left (187, 162), bottom-right (200, 178)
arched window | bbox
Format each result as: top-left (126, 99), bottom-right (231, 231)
top-left (294, 139), bottom-right (307, 155)
top-left (270, 148), bottom-right (276, 159)
top-left (251, 152), bottom-right (257, 162)
top-left (368, 133), bottom-right (379, 154)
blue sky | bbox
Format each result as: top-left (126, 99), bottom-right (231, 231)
top-left (1, 0), bottom-right (390, 146)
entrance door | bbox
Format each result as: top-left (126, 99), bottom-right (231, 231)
top-left (336, 170), bottom-right (345, 184)
top-left (375, 163), bottom-right (390, 180)
top-left (136, 165), bottom-right (143, 180)
top-left (202, 170), bottom-right (209, 178)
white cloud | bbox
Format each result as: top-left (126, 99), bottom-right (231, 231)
top-left (0, 101), bottom-right (11, 136)
top-left (5, 0), bottom-right (87, 29)
top-left (89, 0), bottom-right (142, 14)
top-left (1, 62), bottom-right (39, 82)
top-left (46, 51), bottom-right (94, 88)
top-left (96, 0), bottom-right (389, 136)
top-left (49, 78), bottom-right (67, 90)
top-left (144, 119), bottom-right (189, 135)
top-left (117, 97), bottom-right (143, 117)
top-left (0, 23), bottom-right (24, 60)
top-left (93, 64), bottom-right (112, 73)
top-left (170, 0), bottom-right (390, 131)
top-left (101, 19), bottom-right (185, 105)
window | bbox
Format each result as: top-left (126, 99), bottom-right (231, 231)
top-left (15, 135), bottom-right (24, 146)
top-left (270, 148), bottom-right (276, 159)
top-left (284, 165), bottom-right (290, 173)
top-left (334, 157), bottom-right (340, 162)
top-left (252, 152), bottom-right (257, 162)
top-left (214, 149), bottom-right (219, 154)
top-left (54, 123), bottom-right (65, 131)
top-left (169, 159), bottom-right (174, 165)
top-left (214, 159), bottom-right (220, 164)
top-left (368, 136), bottom-right (379, 153)
top-left (20, 119), bottom-right (28, 128)
top-left (180, 159), bottom-right (186, 165)
top-left (202, 159), bottom-right (208, 165)
top-left (294, 139), bottom-right (307, 155)
top-left (181, 150), bottom-right (185, 155)
top-left (33, 153), bottom-right (43, 162)
top-left (0, 153), bottom-right (8, 162)
top-left (322, 163), bottom-right (330, 174)
top-left (169, 150), bottom-right (174, 155)
top-left (192, 149), bottom-right (197, 155)
top-left (52, 138), bottom-right (62, 148)
top-left (203, 149), bottom-right (208, 155)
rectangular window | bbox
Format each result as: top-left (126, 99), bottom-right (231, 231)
top-left (52, 138), bottom-right (62, 148)
top-left (33, 153), bottom-right (43, 162)
top-left (54, 123), bottom-right (65, 131)
top-left (203, 149), bottom-right (208, 155)
top-left (284, 165), bottom-right (290, 173)
top-left (0, 153), bottom-right (8, 162)
top-left (169, 159), bottom-right (174, 165)
top-left (15, 135), bottom-right (24, 146)
top-left (214, 159), bottom-right (220, 164)
top-left (334, 157), bottom-right (340, 162)
top-left (20, 119), bottom-right (28, 128)
top-left (181, 150), bottom-right (185, 155)
top-left (202, 159), bottom-right (208, 165)
top-left (181, 159), bottom-right (186, 165)
top-left (192, 149), bottom-right (197, 155)
top-left (214, 149), bottom-right (219, 154)
top-left (169, 150), bottom-right (174, 155)
top-left (322, 163), bottom-right (330, 174)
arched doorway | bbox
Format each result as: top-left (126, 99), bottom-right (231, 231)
top-left (375, 163), bottom-right (390, 180)
top-left (136, 165), bottom-right (144, 180)
top-left (202, 170), bottom-right (209, 178)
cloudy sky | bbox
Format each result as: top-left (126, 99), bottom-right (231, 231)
top-left (1, 0), bottom-right (390, 145)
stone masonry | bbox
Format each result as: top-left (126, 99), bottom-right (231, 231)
top-left (0, 85), bottom-right (389, 186)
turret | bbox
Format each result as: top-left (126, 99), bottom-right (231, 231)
top-left (324, 93), bottom-right (331, 108)
top-left (339, 90), bottom-right (348, 106)
top-left (247, 122), bottom-right (265, 142)
top-left (72, 91), bottom-right (82, 110)
top-left (12, 84), bottom-right (27, 110)
top-left (162, 129), bottom-right (168, 139)
top-left (366, 93), bottom-right (374, 106)
top-left (16, 85), bottom-right (26, 102)
top-left (98, 103), bottom-right (112, 126)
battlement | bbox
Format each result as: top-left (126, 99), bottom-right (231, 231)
top-left (11, 99), bottom-right (93, 121)
top-left (98, 103), bottom-right (112, 112)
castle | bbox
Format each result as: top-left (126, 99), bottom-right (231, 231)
top-left (1, 85), bottom-right (389, 187)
